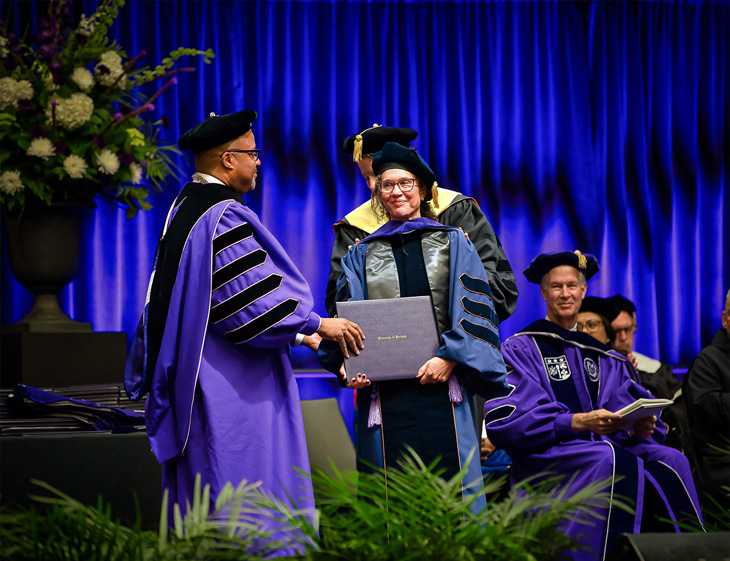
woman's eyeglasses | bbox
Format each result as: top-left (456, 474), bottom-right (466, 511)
top-left (379, 178), bottom-right (417, 193)
top-left (577, 320), bottom-right (603, 332)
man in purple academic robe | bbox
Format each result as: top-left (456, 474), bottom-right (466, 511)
top-left (124, 109), bottom-right (363, 521)
top-left (484, 250), bottom-right (703, 561)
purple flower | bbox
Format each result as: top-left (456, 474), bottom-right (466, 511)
top-left (39, 44), bottom-right (56, 61)
top-left (50, 100), bottom-right (58, 107)
top-left (143, 103), bottom-right (155, 112)
top-left (161, 114), bottom-right (170, 129)
top-left (119, 152), bottom-right (134, 165)
top-left (38, 28), bottom-right (56, 43)
top-left (49, 62), bottom-right (63, 72)
top-left (93, 136), bottom-right (107, 148)
top-left (3, 58), bottom-right (18, 71)
top-left (17, 99), bottom-right (34, 110)
top-left (120, 104), bottom-right (132, 115)
top-left (96, 64), bottom-right (110, 75)
top-left (30, 125), bottom-right (46, 138)
top-left (74, 32), bottom-right (88, 45)
top-left (54, 142), bottom-right (67, 154)
top-left (140, 161), bottom-right (148, 168)
top-left (114, 112), bottom-right (123, 120)
top-left (52, 73), bottom-right (66, 86)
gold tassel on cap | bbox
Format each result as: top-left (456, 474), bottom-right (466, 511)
top-left (353, 134), bottom-right (363, 162)
top-left (352, 123), bottom-right (381, 162)
top-left (574, 250), bottom-right (587, 269)
top-left (431, 182), bottom-right (439, 208)
top-left (209, 112), bottom-right (216, 118)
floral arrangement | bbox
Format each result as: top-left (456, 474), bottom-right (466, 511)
top-left (0, 0), bottom-right (214, 217)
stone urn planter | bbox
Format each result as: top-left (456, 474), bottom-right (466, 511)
top-left (3, 203), bottom-right (91, 333)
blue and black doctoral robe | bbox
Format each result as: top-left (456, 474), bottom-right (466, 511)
top-left (320, 217), bottom-right (509, 515)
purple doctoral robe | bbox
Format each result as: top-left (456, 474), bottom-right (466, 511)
top-left (484, 320), bottom-right (703, 561)
top-left (125, 182), bottom-right (319, 518)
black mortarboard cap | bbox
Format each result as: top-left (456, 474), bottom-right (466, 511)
top-left (523, 250), bottom-right (600, 284)
top-left (372, 141), bottom-right (437, 203)
top-left (608, 294), bottom-right (637, 314)
top-left (342, 124), bottom-right (418, 162)
top-left (178, 109), bottom-right (258, 155)
top-left (579, 296), bottom-right (621, 322)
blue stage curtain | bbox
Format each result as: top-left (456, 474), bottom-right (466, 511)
top-left (2, 1), bottom-right (728, 368)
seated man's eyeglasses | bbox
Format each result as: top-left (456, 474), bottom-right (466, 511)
top-left (379, 178), bottom-right (417, 193)
top-left (221, 149), bottom-right (261, 162)
top-left (614, 324), bottom-right (636, 336)
top-left (577, 320), bottom-right (603, 332)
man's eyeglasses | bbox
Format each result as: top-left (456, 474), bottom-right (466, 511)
top-left (221, 149), bottom-right (261, 162)
top-left (379, 178), bottom-right (417, 194)
top-left (577, 320), bottom-right (603, 332)
top-left (614, 325), bottom-right (636, 337)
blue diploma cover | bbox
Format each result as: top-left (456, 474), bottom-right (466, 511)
top-left (336, 296), bottom-right (441, 382)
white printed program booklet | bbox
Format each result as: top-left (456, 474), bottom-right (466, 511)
top-left (615, 398), bottom-right (674, 431)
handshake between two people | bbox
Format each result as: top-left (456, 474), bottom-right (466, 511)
top-left (301, 317), bottom-right (365, 358)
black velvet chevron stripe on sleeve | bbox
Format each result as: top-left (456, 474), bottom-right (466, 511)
top-left (213, 222), bottom-right (254, 255)
top-left (225, 299), bottom-right (300, 344)
top-left (459, 273), bottom-right (493, 300)
top-left (460, 296), bottom-right (499, 329)
top-left (484, 404), bottom-right (515, 425)
top-left (212, 249), bottom-right (267, 291)
top-left (459, 318), bottom-right (501, 350)
top-left (210, 274), bottom-right (283, 324)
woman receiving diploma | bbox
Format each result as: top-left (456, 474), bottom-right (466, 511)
top-left (319, 142), bottom-right (509, 514)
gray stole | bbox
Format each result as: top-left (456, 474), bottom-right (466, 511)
top-left (364, 230), bottom-right (451, 338)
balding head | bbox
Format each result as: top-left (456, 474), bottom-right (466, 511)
top-left (722, 289), bottom-right (730, 337)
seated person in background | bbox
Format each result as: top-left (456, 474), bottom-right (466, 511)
top-left (319, 142), bottom-right (509, 515)
top-left (577, 296), bottom-right (619, 346)
top-left (609, 294), bottom-right (681, 401)
top-left (608, 294), bottom-right (684, 450)
top-left (683, 289), bottom-right (730, 519)
top-left (484, 251), bottom-right (703, 561)
top-left (480, 430), bottom-right (512, 479)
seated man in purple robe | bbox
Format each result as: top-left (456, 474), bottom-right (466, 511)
top-left (484, 250), bottom-right (703, 561)
top-left (124, 109), bottom-right (364, 521)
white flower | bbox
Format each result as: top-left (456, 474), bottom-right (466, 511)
top-left (26, 137), bottom-right (56, 160)
top-left (46, 93), bottom-right (94, 130)
top-left (96, 149), bottom-right (120, 175)
top-left (76, 13), bottom-right (96, 37)
top-left (95, 50), bottom-right (126, 88)
top-left (0, 77), bottom-right (34, 109)
top-left (63, 155), bottom-right (88, 179)
top-left (0, 170), bottom-right (24, 195)
top-left (129, 162), bottom-right (143, 185)
top-left (70, 67), bottom-right (94, 91)
top-left (0, 36), bottom-right (9, 58)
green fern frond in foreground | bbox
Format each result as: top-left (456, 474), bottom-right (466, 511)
top-left (0, 450), bottom-right (622, 561)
